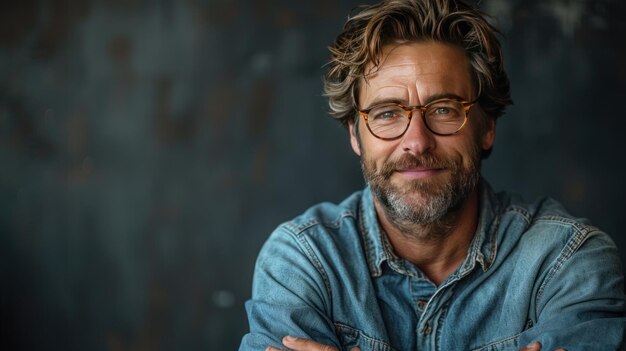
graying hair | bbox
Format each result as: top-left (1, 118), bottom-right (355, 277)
top-left (324, 0), bottom-right (512, 129)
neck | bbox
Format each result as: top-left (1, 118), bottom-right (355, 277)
top-left (374, 188), bottom-right (480, 286)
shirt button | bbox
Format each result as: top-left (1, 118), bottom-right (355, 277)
top-left (423, 323), bottom-right (432, 335)
top-left (416, 300), bottom-right (427, 310)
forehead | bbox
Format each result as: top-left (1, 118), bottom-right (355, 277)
top-left (359, 41), bottom-right (474, 105)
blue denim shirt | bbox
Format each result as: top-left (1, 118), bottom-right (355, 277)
top-left (240, 181), bottom-right (626, 351)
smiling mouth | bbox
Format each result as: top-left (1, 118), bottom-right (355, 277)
top-left (395, 167), bottom-right (444, 179)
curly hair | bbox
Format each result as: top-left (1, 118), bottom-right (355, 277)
top-left (323, 0), bottom-right (512, 127)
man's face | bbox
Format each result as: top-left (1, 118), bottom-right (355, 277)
top-left (350, 41), bottom-right (495, 226)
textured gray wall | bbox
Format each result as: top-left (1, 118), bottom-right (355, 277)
top-left (1, 0), bottom-right (625, 350)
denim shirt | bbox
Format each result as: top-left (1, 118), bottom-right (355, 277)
top-left (240, 181), bottom-right (626, 351)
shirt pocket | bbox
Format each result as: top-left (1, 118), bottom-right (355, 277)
top-left (334, 323), bottom-right (396, 351)
top-left (470, 333), bottom-right (520, 351)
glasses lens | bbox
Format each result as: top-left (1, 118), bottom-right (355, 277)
top-left (367, 105), bottom-right (408, 139)
top-left (424, 100), bottom-right (466, 135)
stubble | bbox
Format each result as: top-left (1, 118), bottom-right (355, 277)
top-left (362, 144), bottom-right (481, 241)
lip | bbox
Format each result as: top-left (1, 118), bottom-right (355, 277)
top-left (395, 167), bottom-right (443, 179)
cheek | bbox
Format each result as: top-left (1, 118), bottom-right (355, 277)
top-left (360, 136), bottom-right (398, 167)
top-left (460, 137), bottom-right (482, 168)
top-left (361, 142), bottom-right (393, 171)
top-left (436, 134), bottom-right (480, 169)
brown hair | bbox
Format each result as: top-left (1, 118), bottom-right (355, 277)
top-left (324, 0), bottom-right (512, 127)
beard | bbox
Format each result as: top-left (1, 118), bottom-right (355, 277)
top-left (361, 144), bottom-right (481, 232)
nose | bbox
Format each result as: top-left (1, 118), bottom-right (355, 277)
top-left (399, 110), bottom-right (436, 155)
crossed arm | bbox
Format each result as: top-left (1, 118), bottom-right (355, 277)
top-left (266, 337), bottom-right (561, 351)
top-left (241, 228), bottom-right (626, 351)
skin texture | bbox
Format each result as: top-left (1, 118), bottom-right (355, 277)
top-left (266, 42), bottom-right (566, 351)
top-left (266, 338), bottom-right (565, 351)
top-left (265, 336), bottom-right (357, 351)
top-left (350, 41), bottom-right (494, 286)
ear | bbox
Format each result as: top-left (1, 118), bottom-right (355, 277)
top-left (481, 116), bottom-right (496, 151)
top-left (349, 120), bottom-right (362, 156)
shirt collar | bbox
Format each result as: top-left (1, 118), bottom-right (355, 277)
top-left (358, 187), bottom-right (389, 277)
top-left (359, 179), bottom-right (502, 278)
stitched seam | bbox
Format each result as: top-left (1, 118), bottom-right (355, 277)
top-left (534, 215), bottom-right (595, 229)
top-left (279, 227), bottom-right (334, 316)
top-left (283, 210), bottom-right (356, 233)
top-left (334, 322), bottom-right (396, 351)
top-left (282, 211), bottom-right (362, 316)
top-left (533, 223), bottom-right (593, 316)
top-left (434, 307), bottom-right (449, 351)
top-left (470, 333), bottom-right (520, 351)
top-left (507, 205), bottom-right (532, 224)
top-left (359, 200), bottom-right (381, 277)
top-left (485, 212), bottom-right (500, 271)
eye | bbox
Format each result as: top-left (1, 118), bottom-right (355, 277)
top-left (370, 105), bottom-right (404, 121)
top-left (375, 111), bottom-right (398, 120)
top-left (426, 100), bottom-right (463, 120)
top-left (433, 107), bottom-right (451, 115)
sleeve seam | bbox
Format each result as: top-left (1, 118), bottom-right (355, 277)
top-left (280, 226), bottom-right (335, 317)
top-left (533, 225), bottom-right (597, 317)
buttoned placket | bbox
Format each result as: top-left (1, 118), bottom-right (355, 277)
top-left (384, 253), bottom-right (461, 351)
top-left (413, 277), bottom-right (438, 350)
top-left (374, 221), bottom-right (477, 350)
top-left (414, 276), bottom-right (459, 351)
top-left (358, 183), bottom-right (499, 350)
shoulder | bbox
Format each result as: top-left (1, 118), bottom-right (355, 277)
top-left (497, 192), bottom-right (602, 244)
top-left (479, 182), bottom-right (604, 255)
top-left (257, 189), bottom-right (366, 268)
top-left (491, 192), bottom-right (622, 279)
top-left (491, 192), bottom-right (624, 302)
top-left (252, 190), bottom-right (371, 303)
top-left (280, 190), bottom-right (363, 236)
top-left (494, 192), bottom-right (621, 281)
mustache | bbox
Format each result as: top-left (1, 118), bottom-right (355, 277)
top-left (377, 153), bottom-right (456, 179)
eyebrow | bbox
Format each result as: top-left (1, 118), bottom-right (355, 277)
top-left (362, 97), bottom-right (409, 110)
top-left (424, 93), bottom-right (469, 104)
top-left (362, 92), bottom-right (470, 110)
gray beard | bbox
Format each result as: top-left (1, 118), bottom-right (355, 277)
top-left (362, 148), bottom-right (481, 240)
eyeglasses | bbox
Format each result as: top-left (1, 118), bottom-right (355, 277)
top-left (358, 98), bottom-right (478, 140)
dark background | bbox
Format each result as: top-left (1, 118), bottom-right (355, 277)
top-left (1, 0), bottom-right (625, 350)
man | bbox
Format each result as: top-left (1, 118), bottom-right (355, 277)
top-left (239, 0), bottom-right (626, 350)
